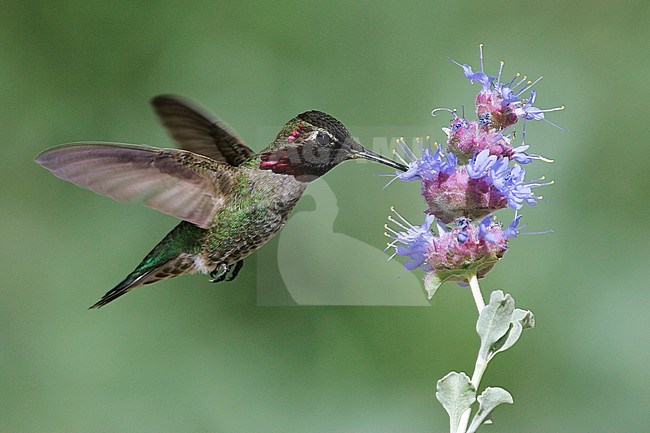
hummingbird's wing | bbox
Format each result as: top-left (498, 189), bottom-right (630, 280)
top-left (150, 95), bottom-right (254, 167)
top-left (35, 142), bottom-right (237, 229)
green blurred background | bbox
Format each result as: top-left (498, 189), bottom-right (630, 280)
top-left (1, 1), bottom-right (649, 431)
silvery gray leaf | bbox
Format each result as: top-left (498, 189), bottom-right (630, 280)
top-left (476, 291), bottom-right (515, 360)
top-left (491, 308), bottom-right (536, 357)
top-left (436, 371), bottom-right (476, 433)
top-left (466, 387), bottom-right (513, 433)
top-left (483, 413), bottom-right (493, 425)
top-left (513, 308), bottom-right (535, 329)
top-left (424, 272), bottom-right (443, 300)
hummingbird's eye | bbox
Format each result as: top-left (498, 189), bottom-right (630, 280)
top-left (315, 131), bottom-right (331, 146)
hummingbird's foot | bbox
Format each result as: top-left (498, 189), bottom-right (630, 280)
top-left (209, 263), bottom-right (229, 283)
top-left (226, 260), bottom-right (244, 281)
top-left (209, 260), bottom-right (244, 283)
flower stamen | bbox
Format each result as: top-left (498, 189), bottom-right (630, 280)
top-left (516, 76), bottom-right (543, 96)
top-left (512, 75), bottom-right (528, 90)
top-left (399, 137), bottom-right (419, 159)
top-left (392, 149), bottom-right (410, 166)
top-left (497, 60), bottom-right (504, 84)
top-left (431, 107), bottom-right (458, 118)
top-left (506, 72), bottom-right (521, 88)
top-left (390, 206), bottom-right (415, 227)
top-left (542, 117), bottom-right (568, 131)
top-left (387, 216), bottom-right (409, 231)
top-left (528, 154), bottom-right (554, 163)
top-left (384, 224), bottom-right (401, 236)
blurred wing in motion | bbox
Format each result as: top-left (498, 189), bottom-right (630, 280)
top-left (151, 94), bottom-right (254, 166)
top-left (35, 142), bottom-right (238, 228)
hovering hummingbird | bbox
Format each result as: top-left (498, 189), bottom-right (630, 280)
top-left (35, 95), bottom-right (406, 308)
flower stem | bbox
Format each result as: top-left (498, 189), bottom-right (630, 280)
top-left (456, 275), bottom-right (487, 433)
top-left (456, 358), bottom-right (489, 433)
top-left (468, 274), bottom-right (485, 312)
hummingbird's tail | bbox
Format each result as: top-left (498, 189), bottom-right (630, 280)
top-left (88, 266), bottom-right (166, 309)
top-left (89, 222), bottom-right (203, 309)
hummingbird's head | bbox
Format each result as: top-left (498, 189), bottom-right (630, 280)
top-left (259, 110), bottom-right (407, 182)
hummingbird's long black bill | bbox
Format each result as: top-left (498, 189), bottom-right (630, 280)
top-left (351, 148), bottom-right (408, 172)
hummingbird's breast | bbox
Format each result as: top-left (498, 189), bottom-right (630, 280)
top-left (199, 168), bottom-right (307, 268)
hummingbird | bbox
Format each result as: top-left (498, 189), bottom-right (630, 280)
top-left (35, 95), bottom-right (407, 308)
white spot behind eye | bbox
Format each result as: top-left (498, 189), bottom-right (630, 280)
top-left (310, 130), bottom-right (331, 138)
top-left (312, 130), bottom-right (336, 146)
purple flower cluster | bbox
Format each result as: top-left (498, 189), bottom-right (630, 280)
top-left (451, 49), bottom-right (564, 133)
top-left (396, 144), bottom-right (550, 224)
top-left (444, 118), bottom-right (533, 164)
top-left (386, 209), bottom-right (523, 296)
top-left (387, 47), bottom-right (560, 290)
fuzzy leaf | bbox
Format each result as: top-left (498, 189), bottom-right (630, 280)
top-left (482, 413), bottom-right (493, 425)
top-left (491, 308), bottom-right (535, 356)
top-left (436, 372), bottom-right (476, 433)
top-left (466, 387), bottom-right (513, 433)
top-left (423, 271), bottom-right (463, 300)
top-left (476, 291), bottom-right (514, 360)
top-left (423, 272), bottom-right (443, 300)
top-left (514, 308), bottom-right (535, 329)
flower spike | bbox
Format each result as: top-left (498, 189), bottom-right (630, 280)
top-left (384, 47), bottom-right (562, 289)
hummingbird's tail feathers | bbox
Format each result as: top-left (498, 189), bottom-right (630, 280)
top-left (88, 255), bottom-right (194, 309)
top-left (89, 266), bottom-right (164, 309)
top-left (89, 222), bottom-right (203, 308)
